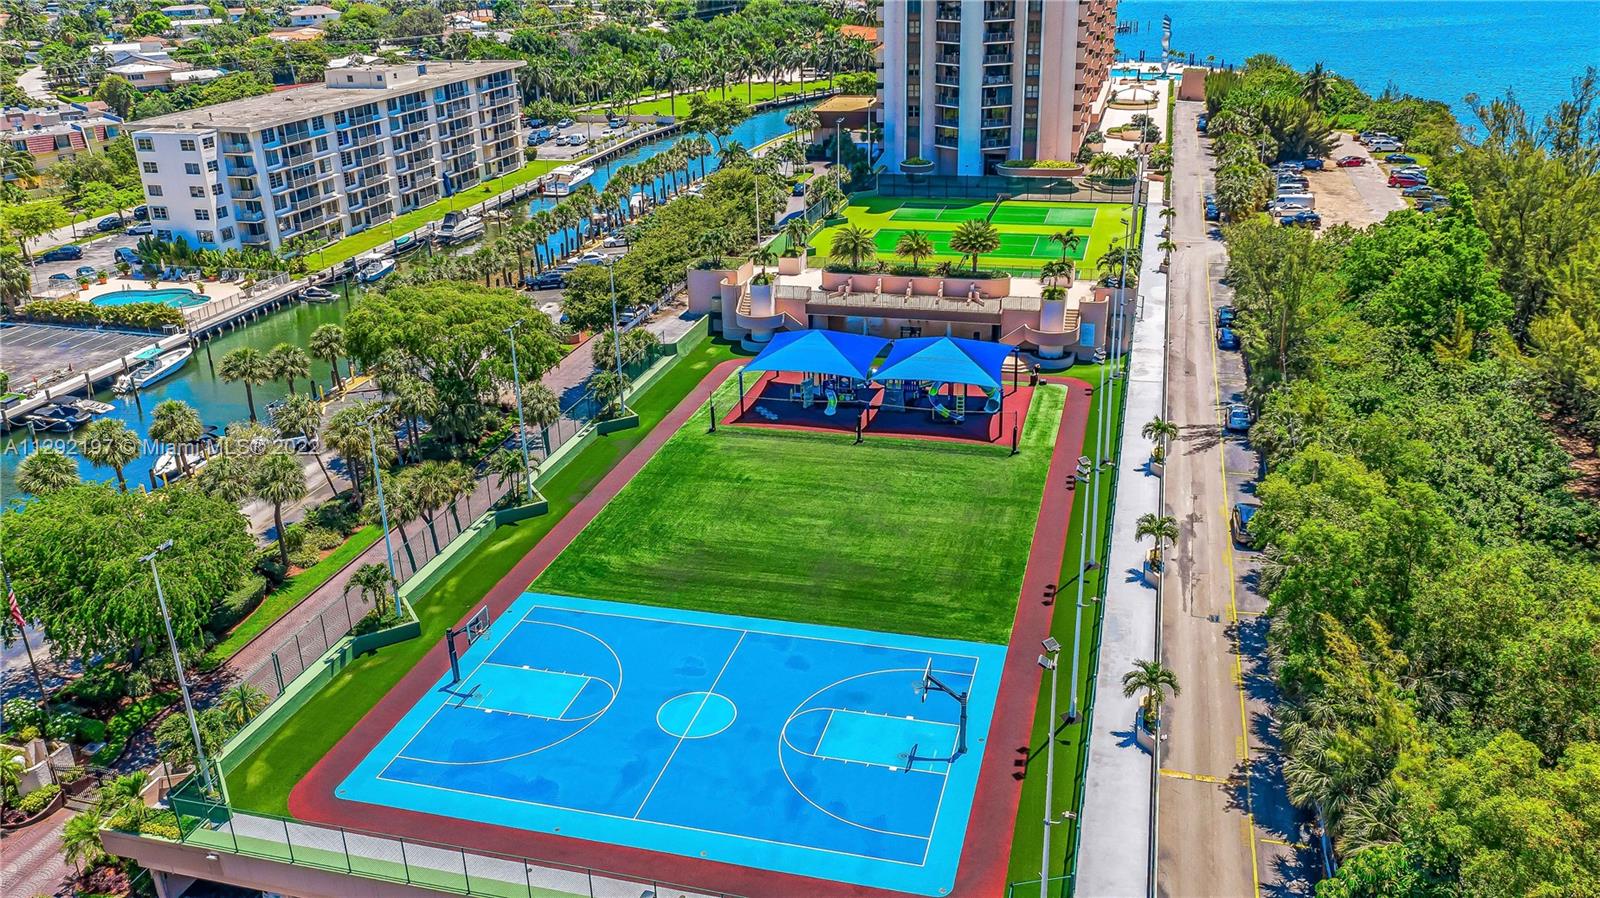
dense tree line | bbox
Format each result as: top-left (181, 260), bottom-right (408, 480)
top-left (1221, 83), bottom-right (1600, 892)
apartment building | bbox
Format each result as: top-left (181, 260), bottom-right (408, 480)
top-left (2, 102), bottom-right (122, 180)
top-left (130, 61), bottom-right (523, 253)
top-left (881, 0), bottom-right (1118, 176)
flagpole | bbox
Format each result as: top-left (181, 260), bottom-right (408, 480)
top-left (2, 561), bottom-right (51, 715)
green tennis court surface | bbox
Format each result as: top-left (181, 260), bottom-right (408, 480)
top-left (890, 202), bottom-right (993, 223)
top-left (992, 205), bottom-right (1099, 227)
top-left (872, 228), bottom-right (1088, 261)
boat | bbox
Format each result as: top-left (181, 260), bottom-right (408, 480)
top-left (114, 346), bottom-right (193, 394)
top-left (434, 211), bottom-right (484, 245)
top-left (24, 401), bottom-right (93, 432)
top-left (392, 233), bottom-right (421, 256)
top-left (544, 164), bottom-right (595, 197)
top-left (356, 253), bottom-right (395, 283)
top-left (301, 285), bottom-right (335, 302)
top-left (152, 445), bottom-right (210, 483)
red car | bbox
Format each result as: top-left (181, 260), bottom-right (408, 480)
top-left (1337, 155), bottom-right (1367, 167)
top-left (1388, 173), bottom-right (1425, 188)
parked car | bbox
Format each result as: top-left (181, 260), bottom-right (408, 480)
top-left (601, 234), bottom-right (628, 248)
top-left (1371, 140), bottom-right (1402, 152)
top-left (1401, 184), bottom-right (1436, 197)
top-left (526, 271), bottom-right (564, 289)
top-left (1385, 153), bottom-right (1417, 164)
top-left (40, 244), bottom-right (83, 262)
top-left (1299, 158), bottom-right (1325, 171)
top-left (1388, 173), bottom-right (1426, 188)
top-left (1273, 161), bottom-right (1304, 173)
top-left (131, 205), bottom-right (149, 221)
top-left (1231, 503), bottom-right (1259, 548)
top-left (527, 117), bottom-right (544, 127)
top-left (126, 222), bottom-right (153, 236)
top-left (115, 246), bottom-right (140, 266)
top-left (1216, 327), bottom-right (1241, 350)
top-left (1336, 155), bottom-right (1367, 167)
top-left (48, 272), bottom-right (72, 282)
top-left (1279, 209), bottom-right (1323, 228)
top-left (1226, 404), bottom-right (1252, 433)
top-left (75, 265), bottom-right (96, 278)
top-left (1196, 114), bottom-right (1209, 131)
top-left (1216, 305), bottom-right (1237, 328)
top-left (1204, 202), bottom-right (1220, 221)
top-left (96, 215), bottom-right (123, 232)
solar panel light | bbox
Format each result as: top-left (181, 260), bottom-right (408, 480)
top-left (1042, 636), bottom-right (1061, 653)
top-left (1037, 654), bottom-right (1056, 670)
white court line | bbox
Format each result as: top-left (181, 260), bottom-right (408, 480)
top-left (632, 631), bottom-right (746, 819)
top-left (793, 708), bottom-right (957, 776)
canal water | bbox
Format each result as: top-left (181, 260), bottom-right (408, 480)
top-left (0, 103), bottom-right (811, 501)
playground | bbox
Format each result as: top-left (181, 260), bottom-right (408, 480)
top-left (808, 196), bottom-right (1137, 273)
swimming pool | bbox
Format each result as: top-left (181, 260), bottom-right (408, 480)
top-left (91, 288), bottom-right (210, 309)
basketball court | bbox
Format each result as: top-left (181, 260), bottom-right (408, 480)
top-left (337, 592), bottom-right (1006, 897)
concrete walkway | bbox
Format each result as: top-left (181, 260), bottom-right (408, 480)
top-left (1074, 188), bottom-right (1167, 898)
top-left (0, 805), bottom-right (75, 897)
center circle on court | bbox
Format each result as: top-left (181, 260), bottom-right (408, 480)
top-left (656, 692), bottom-right (737, 739)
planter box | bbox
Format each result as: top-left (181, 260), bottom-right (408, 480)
top-left (1, 789), bottom-right (64, 830)
top-left (777, 250), bottom-right (808, 275)
top-left (899, 160), bottom-right (935, 175)
top-left (1142, 561), bottom-right (1162, 588)
top-left (350, 616), bottom-right (420, 657)
top-left (1134, 712), bottom-right (1161, 752)
top-left (493, 493), bottom-right (549, 524)
top-left (1002, 164), bottom-right (1086, 178)
top-left (1150, 459), bottom-right (1164, 476)
top-left (596, 412), bottom-right (640, 435)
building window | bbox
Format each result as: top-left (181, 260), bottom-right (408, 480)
top-left (202, 135), bottom-right (214, 149)
top-left (152, 206), bottom-right (169, 220)
top-left (156, 229), bottom-right (173, 242)
top-left (221, 227), bottom-right (234, 240)
top-left (190, 186), bottom-right (204, 198)
top-left (212, 183), bottom-right (224, 195)
top-left (136, 138), bottom-right (154, 151)
top-left (184, 163), bottom-right (200, 175)
top-left (316, 137), bottom-right (328, 152)
top-left (1025, 84), bottom-right (1040, 99)
top-left (312, 116), bottom-right (325, 130)
top-left (197, 230), bottom-right (214, 244)
top-left (218, 206), bottom-right (229, 218)
top-left (206, 160), bottom-right (218, 172)
top-left (142, 161), bottom-right (159, 174)
top-left (147, 185), bottom-right (163, 197)
top-left (195, 209), bottom-right (210, 221)
top-left (180, 139), bottom-right (196, 151)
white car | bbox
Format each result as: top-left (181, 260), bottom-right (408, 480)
top-left (1370, 140), bottom-right (1402, 152)
top-left (602, 235), bottom-right (628, 248)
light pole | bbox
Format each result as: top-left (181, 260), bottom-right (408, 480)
top-left (361, 411), bottom-right (398, 585)
top-left (606, 258), bottom-right (627, 416)
top-left (140, 540), bottom-right (213, 793)
top-left (503, 320), bottom-right (535, 500)
top-left (1038, 636), bottom-right (1062, 898)
top-left (835, 116), bottom-right (845, 171)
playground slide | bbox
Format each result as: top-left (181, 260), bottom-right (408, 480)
top-left (984, 388), bottom-right (1002, 414)
top-left (825, 388), bottom-right (839, 416)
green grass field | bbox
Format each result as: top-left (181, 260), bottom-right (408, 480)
top-left (609, 79), bottom-right (833, 118)
top-left (534, 375), bottom-right (1064, 645)
top-left (810, 196), bottom-right (1137, 274)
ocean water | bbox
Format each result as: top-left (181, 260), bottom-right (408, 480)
top-left (1115, 0), bottom-right (1597, 126)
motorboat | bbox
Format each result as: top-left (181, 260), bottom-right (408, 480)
top-left (392, 233), bottom-right (421, 255)
top-left (357, 253), bottom-right (395, 283)
top-left (301, 285), bottom-right (335, 302)
top-left (544, 164), bottom-right (595, 197)
top-left (23, 401), bottom-right (93, 432)
top-left (435, 211), bottom-right (484, 244)
top-left (114, 346), bottom-right (193, 394)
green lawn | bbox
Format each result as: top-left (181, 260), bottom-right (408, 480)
top-left (1005, 362), bottom-right (1126, 897)
top-left (224, 337), bottom-right (743, 815)
top-left (310, 159), bottom-right (562, 269)
top-left (203, 525), bottom-right (383, 669)
top-left (810, 196), bottom-right (1139, 275)
top-left (609, 79), bottom-right (833, 118)
top-left (534, 376), bottom-right (1064, 645)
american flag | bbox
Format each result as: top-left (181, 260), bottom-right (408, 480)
top-left (7, 583), bottom-right (25, 630)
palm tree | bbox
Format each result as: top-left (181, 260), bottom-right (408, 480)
top-left (390, 375), bottom-right (437, 460)
top-left (218, 346), bottom-right (272, 421)
top-left (254, 448), bottom-right (307, 569)
top-left (1141, 417), bottom-right (1179, 447)
top-left (1301, 62), bottom-right (1330, 110)
top-left (524, 382), bottom-right (561, 455)
top-left (1048, 229), bottom-right (1083, 264)
top-left (147, 399), bottom-right (204, 477)
top-left (344, 562), bottom-right (395, 620)
top-left (828, 224), bottom-right (876, 271)
top-left (323, 404), bottom-right (382, 504)
top-left (79, 418), bottom-right (139, 491)
top-left (487, 448), bottom-right (529, 497)
top-left (94, 770), bottom-right (151, 825)
top-left (216, 683), bottom-right (268, 729)
top-left (894, 229), bottom-right (934, 271)
top-left (948, 220), bottom-right (1001, 274)
top-left (272, 394), bottom-right (337, 493)
top-left (1121, 659), bottom-right (1180, 728)
top-left (400, 461), bottom-right (453, 553)
top-left (1135, 513), bottom-right (1179, 546)
top-left (16, 446), bottom-right (78, 494)
top-left (309, 324), bottom-right (345, 390)
top-left (782, 218), bottom-right (810, 255)
top-left (61, 813), bottom-right (106, 873)
top-left (748, 245), bottom-right (777, 281)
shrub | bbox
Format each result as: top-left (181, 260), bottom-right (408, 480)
top-left (2, 697), bottom-right (43, 732)
top-left (91, 694), bottom-right (177, 765)
top-left (208, 574), bottom-right (269, 635)
top-left (57, 666), bottom-right (128, 715)
top-left (57, 765), bottom-right (89, 785)
top-left (17, 783), bottom-right (60, 816)
top-left (17, 725), bottom-right (42, 743)
top-left (307, 499), bottom-right (361, 536)
top-left (902, 156), bottom-right (931, 165)
top-left (18, 299), bottom-right (184, 331)
top-left (45, 710), bottom-right (99, 743)
top-left (301, 526), bottom-right (343, 552)
top-left (289, 542), bottom-right (321, 569)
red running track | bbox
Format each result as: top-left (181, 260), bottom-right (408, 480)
top-left (293, 359), bottom-right (1094, 898)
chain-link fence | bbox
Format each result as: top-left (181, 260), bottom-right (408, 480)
top-left (167, 781), bottom-right (741, 898)
top-left (875, 173), bottom-right (1135, 204)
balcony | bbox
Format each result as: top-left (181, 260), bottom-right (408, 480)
top-left (934, 2), bottom-right (961, 21)
top-left (936, 51), bottom-right (961, 65)
top-left (984, 2), bottom-right (1015, 20)
top-left (983, 52), bottom-right (1013, 64)
top-left (234, 207), bottom-right (265, 222)
top-left (232, 186), bottom-right (261, 200)
top-left (272, 168), bottom-right (333, 192)
top-left (225, 160), bottom-right (255, 177)
top-left (934, 28), bottom-right (961, 43)
top-left (982, 117), bottom-right (1011, 129)
top-left (222, 139), bottom-right (252, 155)
top-left (934, 90), bottom-right (960, 107)
top-left (981, 137), bottom-right (1009, 149)
top-left (935, 72), bottom-right (961, 87)
top-left (241, 232), bottom-right (270, 246)
top-left (982, 73), bottom-right (1011, 86)
top-left (983, 29), bottom-right (1014, 43)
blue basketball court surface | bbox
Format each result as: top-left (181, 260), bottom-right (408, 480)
top-left (338, 592), bottom-right (1007, 895)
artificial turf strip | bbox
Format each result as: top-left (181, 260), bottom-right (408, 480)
top-left (532, 376), bottom-right (1065, 646)
top-left (810, 196), bottom-right (1137, 275)
top-left (223, 338), bottom-right (741, 816)
top-left (612, 79), bottom-right (834, 117)
top-left (204, 525), bottom-right (384, 669)
top-left (1004, 363), bottom-right (1127, 896)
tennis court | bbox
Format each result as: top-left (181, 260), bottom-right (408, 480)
top-left (992, 204), bottom-right (1100, 227)
top-left (872, 228), bottom-right (1088, 261)
top-left (338, 592), bottom-right (1006, 896)
top-left (888, 200), bottom-right (994, 223)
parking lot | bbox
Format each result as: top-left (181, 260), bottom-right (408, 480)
top-left (29, 225), bottom-right (142, 286)
top-left (0, 322), bottom-right (154, 390)
top-left (527, 117), bottom-right (652, 161)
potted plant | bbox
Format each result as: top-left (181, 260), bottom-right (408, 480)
top-left (1136, 512), bottom-right (1177, 586)
top-left (76, 276), bottom-right (91, 292)
top-left (115, 260), bottom-right (131, 278)
top-left (899, 156), bottom-right (935, 176)
top-left (1121, 658), bottom-right (1179, 750)
top-left (1082, 130), bottom-right (1106, 154)
top-left (95, 269), bottom-right (108, 284)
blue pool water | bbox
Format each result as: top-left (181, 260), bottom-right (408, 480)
top-left (91, 287), bottom-right (210, 309)
top-left (339, 593), bottom-right (1007, 896)
top-left (1116, 0), bottom-right (1593, 127)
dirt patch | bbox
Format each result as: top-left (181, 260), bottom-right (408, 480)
top-left (1548, 416), bottom-right (1600, 502)
top-left (1302, 166), bottom-right (1385, 229)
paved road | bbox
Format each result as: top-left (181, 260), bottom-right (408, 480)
top-left (1156, 99), bottom-right (1320, 898)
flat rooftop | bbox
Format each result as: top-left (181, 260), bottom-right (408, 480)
top-left (134, 60), bottom-right (521, 132)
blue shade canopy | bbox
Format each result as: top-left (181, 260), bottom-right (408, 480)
top-left (872, 336), bottom-right (1014, 389)
top-left (744, 330), bottom-right (889, 380)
